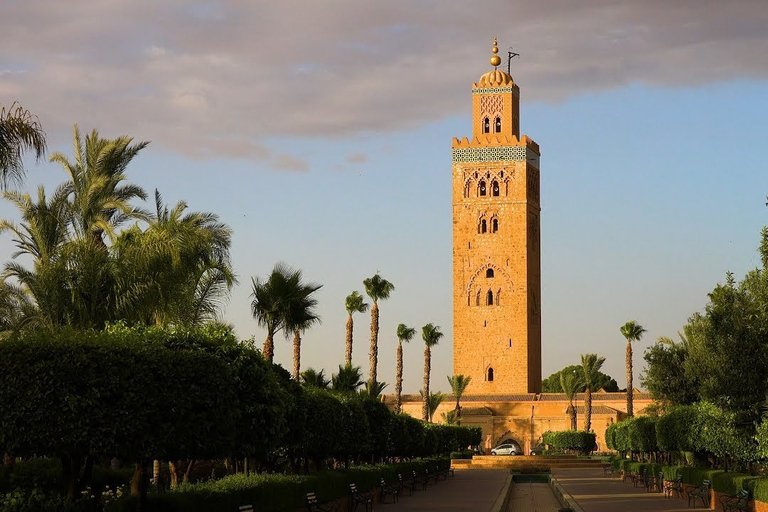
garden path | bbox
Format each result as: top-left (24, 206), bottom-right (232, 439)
top-left (392, 468), bottom-right (509, 511)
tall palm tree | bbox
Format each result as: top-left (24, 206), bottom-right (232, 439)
top-left (580, 353), bottom-right (606, 433)
top-left (51, 126), bottom-right (149, 247)
top-left (419, 390), bottom-right (444, 423)
top-left (421, 323), bottom-right (443, 422)
top-left (344, 291), bottom-right (368, 365)
top-left (250, 263), bottom-right (321, 363)
top-left (289, 293), bottom-right (321, 380)
top-left (560, 370), bottom-right (582, 430)
top-left (447, 375), bottom-right (472, 425)
top-left (394, 323), bottom-right (416, 414)
top-left (0, 102), bottom-right (46, 188)
top-left (620, 320), bottom-right (646, 417)
top-left (331, 363), bottom-right (364, 393)
top-left (300, 368), bottom-right (330, 389)
top-left (363, 273), bottom-right (394, 385)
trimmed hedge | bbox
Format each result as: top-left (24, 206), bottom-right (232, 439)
top-left (542, 431), bottom-right (596, 454)
top-left (110, 458), bottom-right (451, 512)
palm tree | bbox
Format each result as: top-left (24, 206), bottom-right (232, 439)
top-left (419, 390), bottom-right (444, 423)
top-left (51, 126), bottom-right (149, 247)
top-left (300, 368), bottom-right (330, 389)
top-left (363, 273), bottom-right (394, 385)
top-left (394, 323), bottom-right (416, 414)
top-left (0, 102), bottom-right (46, 188)
top-left (580, 353), bottom-right (606, 432)
top-left (360, 380), bottom-right (388, 398)
top-left (441, 410), bottom-right (457, 425)
top-left (289, 295), bottom-right (321, 380)
top-left (344, 291), bottom-right (368, 365)
top-left (421, 323), bottom-right (443, 422)
top-left (620, 320), bottom-right (646, 417)
top-left (447, 375), bottom-right (472, 425)
top-left (331, 363), bottom-right (364, 393)
top-left (250, 263), bottom-right (321, 363)
top-left (560, 370), bottom-right (582, 430)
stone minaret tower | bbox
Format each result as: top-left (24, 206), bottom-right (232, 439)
top-left (452, 38), bottom-right (542, 394)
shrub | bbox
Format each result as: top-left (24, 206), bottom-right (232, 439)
top-left (627, 416), bottom-right (657, 452)
top-left (542, 431), bottom-right (596, 454)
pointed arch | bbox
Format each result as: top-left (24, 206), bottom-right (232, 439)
top-left (491, 180), bottom-right (499, 197)
top-left (494, 116), bottom-right (501, 133)
top-left (478, 180), bottom-right (487, 196)
top-left (486, 289), bottom-right (494, 306)
top-left (482, 117), bottom-right (490, 134)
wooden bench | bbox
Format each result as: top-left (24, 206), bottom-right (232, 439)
top-left (646, 472), bottom-right (663, 493)
top-left (634, 470), bottom-right (647, 489)
top-left (686, 479), bottom-right (711, 509)
top-left (663, 475), bottom-right (683, 499)
top-left (348, 483), bottom-right (374, 512)
top-left (380, 477), bottom-right (399, 504)
top-left (720, 489), bottom-right (750, 512)
top-left (306, 492), bottom-right (338, 512)
top-left (412, 469), bottom-right (429, 490)
top-left (602, 464), bottom-right (614, 477)
top-left (238, 505), bottom-right (255, 512)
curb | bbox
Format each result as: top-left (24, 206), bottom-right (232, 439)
top-left (490, 474), bottom-right (514, 512)
top-left (549, 476), bottom-right (585, 512)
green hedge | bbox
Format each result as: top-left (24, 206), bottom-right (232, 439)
top-left (542, 431), bottom-right (596, 454)
top-left (110, 458), bottom-right (451, 512)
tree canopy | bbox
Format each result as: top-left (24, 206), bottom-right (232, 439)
top-left (542, 364), bottom-right (618, 393)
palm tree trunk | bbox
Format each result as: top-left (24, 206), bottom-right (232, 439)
top-left (626, 341), bottom-right (634, 417)
top-left (263, 331), bottom-right (274, 363)
top-left (569, 400), bottom-right (577, 430)
top-left (395, 343), bottom-right (403, 414)
top-left (345, 313), bottom-right (354, 366)
top-left (584, 387), bottom-right (592, 432)
top-left (422, 345), bottom-right (431, 422)
top-left (369, 302), bottom-right (379, 384)
top-left (455, 397), bottom-right (462, 426)
top-left (292, 330), bottom-right (301, 380)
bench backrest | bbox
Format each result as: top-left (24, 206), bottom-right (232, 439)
top-left (349, 483), bottom-right (358, 493)
top-left (239, 505), bottom-right (255, 512)
top-left (738, 489), bottom-right (750, 499)
top-left (702, 480), bottom-right (711, 489)
top-left (306, 492), bottom-right (319, 505)
top-left (381, 477), bottom-right (387, 486)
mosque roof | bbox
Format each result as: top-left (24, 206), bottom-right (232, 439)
top-left (476, 69), bottom-right (515, 88)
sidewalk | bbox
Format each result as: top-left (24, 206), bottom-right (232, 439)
top-left (392, 469), bottom-right (509, 511)
top-left (551, 468), bottom-right (692, 512)
top-left (505, 481), bottom-right (563, 511)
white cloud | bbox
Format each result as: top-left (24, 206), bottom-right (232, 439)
top-left (2, 0), bottom-right (767, 161)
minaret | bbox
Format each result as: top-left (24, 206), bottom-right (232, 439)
top-left (452, 38), bottom-right (542, 394)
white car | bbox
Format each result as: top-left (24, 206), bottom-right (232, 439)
top-left (491, 443), bottom-right (520, 456)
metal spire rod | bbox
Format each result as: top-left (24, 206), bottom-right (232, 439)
top-left (507, 48), bottom-right (520, 75)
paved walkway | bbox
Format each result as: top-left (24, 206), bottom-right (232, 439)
top-left (506, 482), bottom-right (563, 512)
top-left (551, 468), bottom-right (692, 512)
top-left (392, 469), bottom-right (509, 511)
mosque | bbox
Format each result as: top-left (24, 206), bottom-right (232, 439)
top-left (387, 39), bottom-right (651, 454)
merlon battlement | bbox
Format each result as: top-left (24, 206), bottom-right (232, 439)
top-left (452, 135), bottom-right (539, 153)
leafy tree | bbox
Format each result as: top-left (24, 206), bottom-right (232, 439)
top-left (363, 273), bottom-right (394, 384)
top-left (447, 374), bottom-right (471, 425)
top-left (0, 102), bottom-right (46, 188)
top-left (300, 368), bottom-right (330, 389)
top-left (421, 323), bottom-right (443, 422)
top-left (331, 363), bottom-right (364, 393)
top-left (394, 323), bottom-right (416, 414)
top-left (620, 320), bottom-right (646, 417)
top-left (560, 370), bottom-right (582, 430)
top-left (344, 291), bottom-right (368, 365)
top-left (542, 365), bottom-right (617, 393)
top-left (641, 338), bottom-right (698, 407)
top-left (419, 390), bottom-right (444, 423)
top-left (580, 353), bottom-right (605, 432)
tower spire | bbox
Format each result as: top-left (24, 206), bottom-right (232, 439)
top-left (490, 37), bottom-right (501, 68)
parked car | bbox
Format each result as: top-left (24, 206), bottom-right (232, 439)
top-left (491, 443), bottom-right (520, 456)
top-left (530, 443), bottom-right (545, 456)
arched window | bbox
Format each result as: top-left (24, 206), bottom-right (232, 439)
top-left (487, 367), bottom-right (494, 382)
top-left (496, 289), bottom-right (501, 305)
top-left (479, 181), bottom-right (487, 196)
top-left (495, 116), bottom-right (501, 133)
top-left (492, 181), bottom-right (499, 196)
top-left (486, 290), bottom-right (494, 306)
top-left (480, 219), bottom-right (487, 234)
top-left (492, 219), bottom-right (499, 233)
top-left (486, 268), bottom-right (494, 278)
top-left (475, 290), bottom-right (481, 306)
top-left (482, 117), bottom-right (490, 134)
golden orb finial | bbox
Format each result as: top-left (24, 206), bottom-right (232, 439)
top-left (490, 37), bottom-right (501, 68)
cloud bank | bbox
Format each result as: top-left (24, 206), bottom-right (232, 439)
top-left (1, 0), bottom-right (766, 160)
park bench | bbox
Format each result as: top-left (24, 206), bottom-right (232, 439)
top-left (380, 477), bottom-right (399, 503)
top-left (663, 475), bottom-right (683, 499)
top-left (412, 469), bottom-right (429, 490)
top-left (348, 483), bottom-right (374, 512)
top-left (433, 465), bottom-right (448, 481)
top-left (238, 505), bottom-right (255, 512)
top-left (646, 471), bottom-right (663, 493)
top-left (720, 489), bottom-right (750, 512)
top-left (621, 469), bottom-right (636, 484)
top-left (306, 492), bottom-right (338, 512)
top-left (602, 464), bottom-right (614, 476)
top-left (398, 472), bottom-right (416, 496)
top-left (686, 479), bottom-right (711, 508)
top-left (634, 470), bottom-right (647, 489)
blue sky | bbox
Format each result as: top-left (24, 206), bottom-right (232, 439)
top-left (2, 1), bottom-right (767, 393)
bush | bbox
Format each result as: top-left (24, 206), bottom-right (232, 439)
top-left (542, 431), bottom-right (596, 454)
top-left (628, 416), bottom-right (658, 452)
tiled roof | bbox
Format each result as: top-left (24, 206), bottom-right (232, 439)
top-left (462, 406), bottom-right (495, 416)
top-left (389, 391), bottom-right (651, 404)
top-left (573, 405), bottom-right (620, 415)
